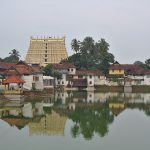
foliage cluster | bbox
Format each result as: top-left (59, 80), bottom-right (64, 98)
top-left (0, 49), bottom-right (20, 63)
top-left (61, 37), bottom-right (115, 74)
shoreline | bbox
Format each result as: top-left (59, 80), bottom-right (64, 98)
top-left (0, 85), bottom-right (150, 99)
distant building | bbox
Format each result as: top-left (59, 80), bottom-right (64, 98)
top-left (52, 64), bottom-right (105, 90)
top-left (25, 36), bottom-right (68, 66)
top-left (2, 61), bottom-right (44, 91)
top-left (109, 62), bottom-right (145, 76)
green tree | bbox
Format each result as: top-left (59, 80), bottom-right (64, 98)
top-left (133, 61), bottom-right (147, 68)
top-left (43, 64), bottom-right (53, 76)
top-left (43, 64), bottom-right (62, 79)
top-left (61, 37), bottom-right (115, 73)
top-left (71, 39), bottom-right (80, 53)
top-left (9, 49), bottom-right (20, 57)
top-left (3, 49), bottom-right (20, 63)
top-left (145, 58), bottom-right (150, 69)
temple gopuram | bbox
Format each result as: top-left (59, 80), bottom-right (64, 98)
top-left (25, 36), bottom-right (68, 66)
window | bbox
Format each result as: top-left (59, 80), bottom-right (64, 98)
top-left (71, 69), bottom-right (73, 72)
top-left (89, 75), bottom-right (92, 79)
top-left (45, 54), bottom-right (47, 57)
top-left (89, 81), bottom-right (92, 84)
top-left (62, 81), bottom-right (64, 85)
top-left (78, 75), bottom-right (83, 78)
top-left (112, 69), bottom-right (114, 72)
top-left (45, 59), bottom-right (47, 62)
top-left (58, 81), bottom-right (60, 84)
top-left (33, 76), bottom-right (39, 81)
top-left (45, 50), bottom-right (47, 53)
top-left (119, 69), bottom-right (121, 73)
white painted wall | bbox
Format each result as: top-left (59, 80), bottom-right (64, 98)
top-left (94, 76), bottom-right (106, 85)
top-left (143, 75), bottom-right (150, 85)
top-left (35, 74), bottom-right (44, 90)
top-left (22, 75), bottom-right (34, 90)
top-left (87, 75), bottom-right (94, 87)
top-left (22, 74), bottom-right (44, 90)
top-left (68, 68), bottom-right (76, 75)
top-left (56, 74), bottom-right (69, 87)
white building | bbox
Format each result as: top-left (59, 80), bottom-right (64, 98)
top-left (5, 61), bottom-right (44, 90)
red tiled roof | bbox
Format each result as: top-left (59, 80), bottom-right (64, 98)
top-left (0, 62), bottom-right (15, 69)
top-left (2, 61), bottom-right (43, 76)
top-left (53, 63), bottom-right (76, 70)
top-left (2, 75), bottom-right (25, 84)
top-left (76, 69), bottom-right (104, 76)
top-left (143, 69), bottom-right (150, 75)
top-left (4, 66), bottom-right (21, 76)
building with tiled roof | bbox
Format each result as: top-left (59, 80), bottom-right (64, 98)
top-left (1, 61), bottom-right (44, 91)
top-left (0, 62), bottom-right (15, 76)
top-left (2, 75), bottom-right (25, 84)
top-left (54, 65), bottom-right (106, 90)
top-left (53, 63), bottom-right (76, 75)
top-left (109, 63), bottom-right (146, 76)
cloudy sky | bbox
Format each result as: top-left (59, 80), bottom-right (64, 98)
top-left (0, 0), bottom-right (150, 63)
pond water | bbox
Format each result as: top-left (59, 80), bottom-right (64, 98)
top-left (0, 92), bottom-right (150, 150)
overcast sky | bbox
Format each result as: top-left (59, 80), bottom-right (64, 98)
top-left (0, 0), bottom-right (150, 63)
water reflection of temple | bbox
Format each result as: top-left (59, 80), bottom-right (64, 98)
top-left (29, 111), bottom-right (67, 136)
top-left (1, 92), bottom-right (150, 139)
top-left (0, 97), bottom-right (67, 136)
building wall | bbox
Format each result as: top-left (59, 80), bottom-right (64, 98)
top-left (34, 74), bottom-right (44, 90)
top-left (87, 75), bottom-right (94, 87)
top-left (109, 69), bottom-right (124, 75)
top-left (143, 75), bottom-right (150, 85)
top-left (56, 74), bottom-right (68, 86)
top-left (22, 75), bottom-right (33, 90)
top-left (22, 74), bottom-right (44, 90)
top-left (68, 68), bottom-right (76, 75)
top-left (94, 76), bottom-right (106, 85)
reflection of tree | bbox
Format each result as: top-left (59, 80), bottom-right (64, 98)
top-left (145, 109), bottom-right (150, 117)
top-left (68, 105), bottom-right (114, 140)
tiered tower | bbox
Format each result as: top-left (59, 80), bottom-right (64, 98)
top-left (25, 36), bottom-right (68, 66)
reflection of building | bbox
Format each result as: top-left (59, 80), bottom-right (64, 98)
top-left (29, 111), bottom-right (67, 136)
top-left (109, 102), bottom-right (125, 116)
top-left (109, 103), bottom-right (125, 109)
top-left (25, 36), bottom-right (68, 66)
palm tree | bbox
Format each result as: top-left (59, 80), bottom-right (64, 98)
top-left (71, 39), bottom-right (80, 53)
top-left (9, 49), bottom-right (20, 57)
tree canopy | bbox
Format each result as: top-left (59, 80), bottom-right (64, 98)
top-left (0, 49), bottom-right (20, 63)
top-left (43, 64), bottom-right (62, 79)
top-left (61, 37), bottom-right (115, 73)
top-left (134, 58), bottom-right (150, 69)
